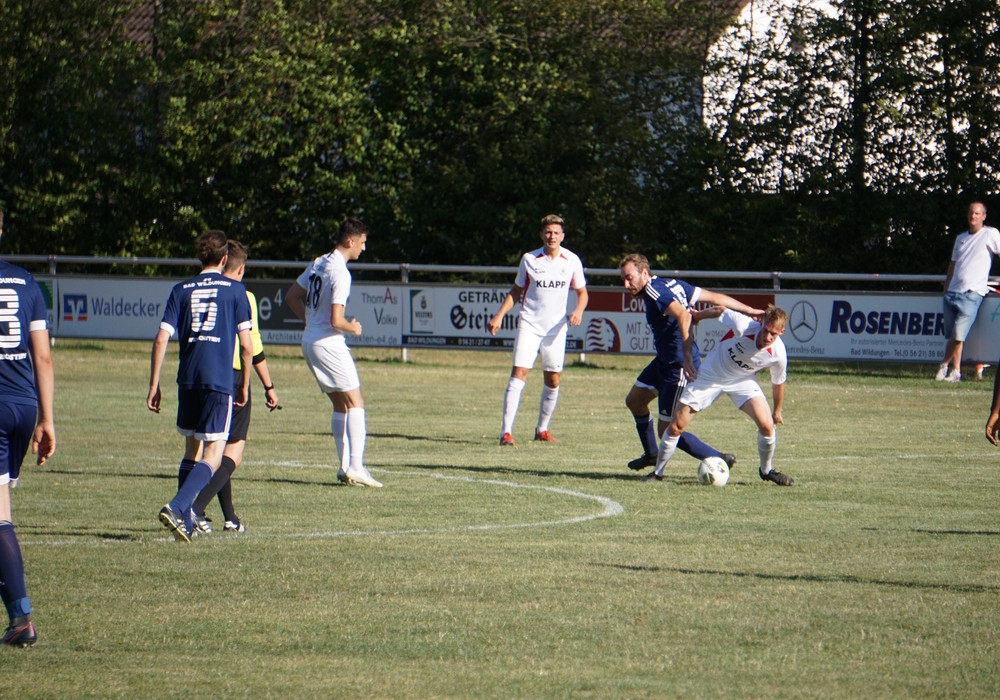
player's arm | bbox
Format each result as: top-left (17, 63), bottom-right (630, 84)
top-left (568, 286), bottom-right (588, 327)
top-left (985, 367), bottom-right (1000, 445)
top-left (691, 305), bottom-right (724, 324)
top-left (697, 289), bottom-right (765, 320)
top-left (285, 282), bottom-right (307, 321)
top-left (331, 303), bottom-right (362, 336)
top-left (665, 300), bottom-right (697, 381)
top-left (487, 284), bottom-right (524, 336)
top-left (147, 327), bottom-right (171, 413)
top-left (253, 357), bottom-right (279, 410)
top-left (771, 382), bottom-right (785, 426)
top-left (28, 327), bottom-right (55, 465)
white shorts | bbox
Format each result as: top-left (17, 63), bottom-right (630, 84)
top-left (512, 321), bottom-right (568, 372)
top-left (680, 376), bottom-right (764, 413)
top-left (302, 337), bottom-right (360, 394)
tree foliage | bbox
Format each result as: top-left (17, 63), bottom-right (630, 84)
top-left (0, 0), bottom-right (999, 277)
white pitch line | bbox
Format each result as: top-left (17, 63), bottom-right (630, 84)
top-left (20, 469), bottom-right (624, 547)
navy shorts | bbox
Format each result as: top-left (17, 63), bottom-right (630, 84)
top-left (636, 356), bottom-right (700, 422)
top-left (176, 387), bottom-right (232, 443)
top-left (0, 401), bottom-right (36, 485)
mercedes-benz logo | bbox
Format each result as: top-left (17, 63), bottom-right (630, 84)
top-left (789, 301), bottom-right (818, 343)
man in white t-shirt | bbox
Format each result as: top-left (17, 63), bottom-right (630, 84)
top-left (286, 218), bottom-right (382, 488)
top-left (642, 305), bottom-right (794, 486)
top-left (936, 201), bottom-right (1000, 382)
top-left (487, 214), bottom-right (589, 445)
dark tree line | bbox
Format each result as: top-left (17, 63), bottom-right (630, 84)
top-left (1, 0), bottom-right (998, 278)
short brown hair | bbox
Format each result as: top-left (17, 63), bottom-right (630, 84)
top-left (225, 240), bottom-right (247, 273)
top-left (764, 305), bottom-right (788, 330)
top-left (539, 214), bottom-right (564, 230)
top-left (619, 253), bottom-right (650, 273)
top-left (196, 230), bottom-right (228, 266)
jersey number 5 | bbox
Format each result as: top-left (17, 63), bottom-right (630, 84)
top-left (190, 288), bottom-right (219, 332)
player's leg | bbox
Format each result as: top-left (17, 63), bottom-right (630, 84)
top-left (738, 394), bottom-right (793, 486)
top-left (335, 388), bottom-right (381, 488)
top-left (534, 326), bottom-right (567, 441)
top-left (193, 395), bottom-right (251, 531)
top-left (502, 329), bottom-right (540, 444)
top-left (644, 403), bottom-right (696, 481)
top-left (658, 366), bottom-right (735, 467)
top-left (160, 390), bottom-right (232, 540)
top-left (0, 405), bottom-right (37, 646)
top-left (625, 375), bottom-right (659, 469)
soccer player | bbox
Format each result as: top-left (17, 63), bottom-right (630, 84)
top-left (0, 206), bottom-right (55, 647)
top-left (641, 305), bottom-right (794, 486)
top-left (285, 218), bottom-right (382, 488)
top-left (486, 214), bottom-right (589, 445)
top-left (148, 230), bottom-right (254, 541)
top-left (619, 253), bottom-right (764, 472)
top-left (190, 241), bottom-right (279, 534)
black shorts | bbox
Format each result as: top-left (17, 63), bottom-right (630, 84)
top-left (228, 369), bottom-right (252, 443)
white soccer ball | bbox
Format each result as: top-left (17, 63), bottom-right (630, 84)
top-left (697, 457), bottom-right (730, 487)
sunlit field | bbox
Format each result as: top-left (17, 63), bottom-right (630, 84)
top-left (2, 341), bottom-right (999, 698)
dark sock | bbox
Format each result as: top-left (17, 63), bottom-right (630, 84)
top-left (216, 457), bottom-right (237, 522)
top-left (192, 456), bottom-right (236, 518)
top-left (0, 522), bottom-right (30, 620)
top-left (634, 414), bottom-right (657, 456)
top-left (177, 458), bottom-right (197, 490)
top-left (169, 462), bottom-right (212, 515)
top-left (677, 432), bottom-right (721, 461)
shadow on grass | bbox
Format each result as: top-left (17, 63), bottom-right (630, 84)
top-left (862, 527), bottom-right (1000, 536)
top-left (388, 461), bottom-right (704, 485)
top-left (368, 432), bottom-right (478, 444)
top-left (594, 562), bottom-right (1000, 594)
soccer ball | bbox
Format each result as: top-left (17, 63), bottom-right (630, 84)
top-left (697, 457), bottom-right (730, 487)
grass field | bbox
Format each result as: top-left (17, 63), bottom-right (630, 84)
top-left (2, 340), bottom-right (999, 698)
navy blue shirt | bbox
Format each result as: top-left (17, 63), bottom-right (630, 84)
top-left (0, 260), bottom-right (48, 407)
top-left (640, 276), bottom-right (700, 365)
top-left (159, 271), bottom-right (252, 394)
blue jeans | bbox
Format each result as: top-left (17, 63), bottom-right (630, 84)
top-left (942, 290), bottom-right (984, 341)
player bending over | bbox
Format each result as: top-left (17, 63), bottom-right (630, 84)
top-left (642, 305), bottom-right (794, 486)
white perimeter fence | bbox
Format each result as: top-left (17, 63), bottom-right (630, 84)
top-left (11, 254), bottom-right (997, 365)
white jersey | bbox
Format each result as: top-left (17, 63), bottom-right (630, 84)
top-left (948, 226), bottom-right (1000, 296)
top-left (699, 310), bottom-right (787, 386)
top-left (514, 247), bottom-right (586, 334)
top-left (296, 249), bottom-right (352, 346)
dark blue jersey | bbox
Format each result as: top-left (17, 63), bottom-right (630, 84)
top-left (159, 271), bottom-right (252, 394)
top-left (641, 276), bottom-right (699, 365)
top-left (0, 260), bottom-right (48, 407)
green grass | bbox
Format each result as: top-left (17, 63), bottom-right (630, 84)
top-left (2, 341), bottom-right (999, 698)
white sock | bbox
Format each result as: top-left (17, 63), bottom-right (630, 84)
top-left (501, 377), bottom-right (526, 435)
top-left (655, 433), bottom-right (680, 476)
top-left (537, 385), bottom-right (559, 433)
top-left (332, 412), bottom-right (349, 472)
top-left (758, 431), bottom-right (776, 473)
top-left (346, 407), bottom-right (367, 470)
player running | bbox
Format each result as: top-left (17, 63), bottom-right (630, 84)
top-left (641, 305), bottom-right (794, 486)
top-left (487, 214), bottom-right (589, 445)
